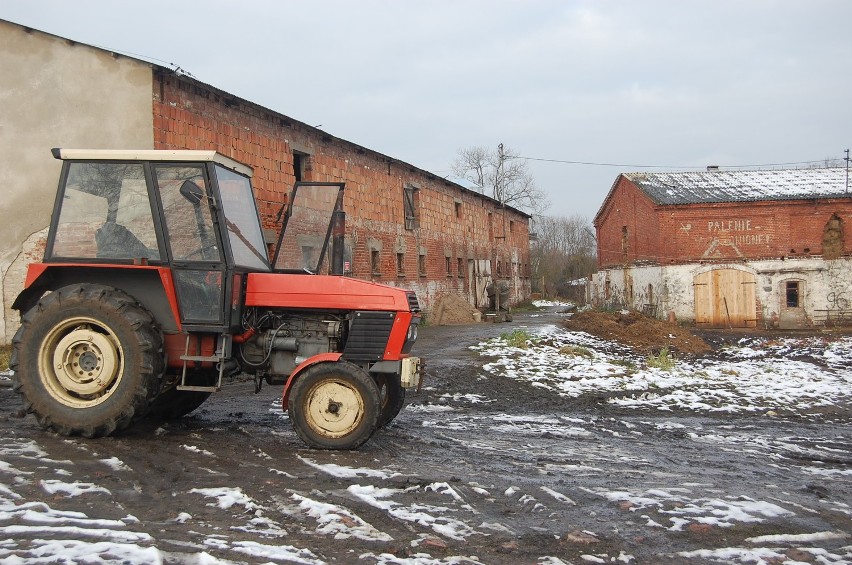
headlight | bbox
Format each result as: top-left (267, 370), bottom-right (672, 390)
top-left (402, 318), bottom-right (420, 353)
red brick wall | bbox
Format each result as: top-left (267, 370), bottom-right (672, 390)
top-left (151, 72), bottom-right (530, 309)
top-left (595, 176), bottom-right (660, 268)
top-left (596, 176), bottom-right (852, 268)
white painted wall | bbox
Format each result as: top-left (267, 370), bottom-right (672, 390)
top-left (592, 257), bottom-right (852, 327)
top-left (0, 21), bottom-right (153, 343)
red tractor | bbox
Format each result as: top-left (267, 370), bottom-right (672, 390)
top-left (11, 149), bottom-right (422, 450)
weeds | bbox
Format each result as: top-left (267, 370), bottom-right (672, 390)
top-left (646, 347), bottom-right (675, 371)
top-left (0, 345), bottom-right (11, 371)
top-left (559, 345), bottom-right (593, 358)
top-left (611, 358), bottom-right (637, 371)
top-left (501, 329), bottom-right (533, 349)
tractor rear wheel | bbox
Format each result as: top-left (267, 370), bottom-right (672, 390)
top-left (374, 373), bottom-right (405, 428)
top-left (11, 284), bottom-right (162, 437)
top-left (288, 361), bottom-right (380, 450)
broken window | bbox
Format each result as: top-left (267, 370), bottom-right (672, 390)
top-left (293, 151), bottom-right (308, 182)
top-left (404, 184), bottom-right (419, 230)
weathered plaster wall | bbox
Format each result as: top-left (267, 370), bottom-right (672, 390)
top-left (592, 257), bottom-right (852, 327)
top-left (0, 20), bottom-right (154, 342)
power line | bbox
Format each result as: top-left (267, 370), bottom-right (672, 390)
top-left (508, 155), bottom-right (841, 170)
top-left (86, 42), bottom-right (196, 77)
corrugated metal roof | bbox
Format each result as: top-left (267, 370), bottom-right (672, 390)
top-left (625, 168), bottom-right (850, 205)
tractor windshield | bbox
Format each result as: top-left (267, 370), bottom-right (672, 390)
top-left (272, 182), bottom-right (344, 273)
top-left (216, 165), bottom-right (270, 270)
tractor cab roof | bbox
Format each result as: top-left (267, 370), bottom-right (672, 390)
top-left (51, 148), bottom-right (253, 178)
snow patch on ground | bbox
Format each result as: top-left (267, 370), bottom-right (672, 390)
top-left (472, 327), bottom-right (852, 418)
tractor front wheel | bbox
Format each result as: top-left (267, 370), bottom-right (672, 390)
top-left (11, 284), bottom-right (162, 437)
top-left (288, 361), bottom-right (380, 450)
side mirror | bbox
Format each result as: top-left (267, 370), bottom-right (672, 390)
top-left (180, 180), bottom-right (205, 204)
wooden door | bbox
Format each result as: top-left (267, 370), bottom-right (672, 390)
top-left (694, 269), bottom-right (757, 327)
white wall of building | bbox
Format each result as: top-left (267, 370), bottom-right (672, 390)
top-left (592, 257), bottom-right (852, 327)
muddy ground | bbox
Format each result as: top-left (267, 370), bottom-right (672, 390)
top-left (1, 308), bottom-right (850, 564)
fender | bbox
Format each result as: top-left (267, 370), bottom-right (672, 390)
top-left (281, 352), bottom-right (343, 409)
top-left (12, 263), bottom-right (182, 332)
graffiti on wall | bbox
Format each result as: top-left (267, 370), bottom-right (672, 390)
top-left (827, 291), bottom-right (849, 310)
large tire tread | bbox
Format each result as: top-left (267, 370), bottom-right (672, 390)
top-left (374, 373), bottom-right (406, 428)
top-left (11, 284), bottom-right (163, 438)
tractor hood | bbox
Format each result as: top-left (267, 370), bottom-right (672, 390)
top-left (244, 273), bottom-right (419, 312)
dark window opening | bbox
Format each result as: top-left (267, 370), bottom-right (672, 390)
top-left (397, 252), bottom-right (405, 276)
top-left (371, 249), bottom-right (380, 276)
top-left (293, 152), bottom-right (306, 182)
top-left (455, 201), bottom-right (462, 219)
top-left (445, 256), bottom-right (452, 277)
top-left (458, 257), bottom-right (464, 278)
top-left (786, 281), bottom-right (800, 308)
top-left (419, 254), bottom-right (427, 277)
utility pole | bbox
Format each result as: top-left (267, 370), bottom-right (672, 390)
top-left (497, 143), bottom-right (505, 203)
top-left (845, 148), bottom-right (849, 194)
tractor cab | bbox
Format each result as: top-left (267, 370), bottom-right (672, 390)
top-left (40, 149), bottom-right (346, 330)
top-left (43, 149), bottom-right (268, 330)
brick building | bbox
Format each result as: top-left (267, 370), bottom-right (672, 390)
top-left (0, 19), bottom-right (531, 342)
top-left (592, 169), bottom-right (852, 328)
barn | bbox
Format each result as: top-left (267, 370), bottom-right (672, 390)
top-left (591, 168), bottom-right (852, 329)
top-left (0, 19), bottom-right (531, 343)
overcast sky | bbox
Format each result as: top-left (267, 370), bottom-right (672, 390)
top-left (3, 1), bottom-right (851, 220)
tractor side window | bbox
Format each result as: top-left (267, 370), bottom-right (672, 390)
top-left (173, 269), bottom-right (222, 323)
top-left (51, 162), bottom-right (160, 261)
top-left (155, 165), bottom-right (221, 262)
top-left (216, 166), bottom-right (269, 270)
top-left (274, 183), bottom-right (341, 272)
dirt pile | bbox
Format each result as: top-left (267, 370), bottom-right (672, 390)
top-left (430, 293), bottom-right (481, 325)
top-left (563, 310), bottom-right (711, 354)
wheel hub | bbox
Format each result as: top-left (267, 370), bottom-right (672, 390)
top-left (78, 350), bottom-right (99, 372)
top-left (47, 325), bottom-right (121, 400)
top-left (305, 380), bottom-right (364, 438)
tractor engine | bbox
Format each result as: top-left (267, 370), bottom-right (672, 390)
top-left (238, 308), bottom-right (347, 384)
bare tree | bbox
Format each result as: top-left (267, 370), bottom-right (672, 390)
top-left (530, 214), bottom-right (597, 300)
top-left (452, 144), bottom-right (549, 215)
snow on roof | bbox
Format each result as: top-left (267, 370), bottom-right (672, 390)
top-left (625, 168), bottom-right (850, 205)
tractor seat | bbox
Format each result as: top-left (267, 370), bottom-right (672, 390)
top-left (96, 222), bottom-right (155, 259)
